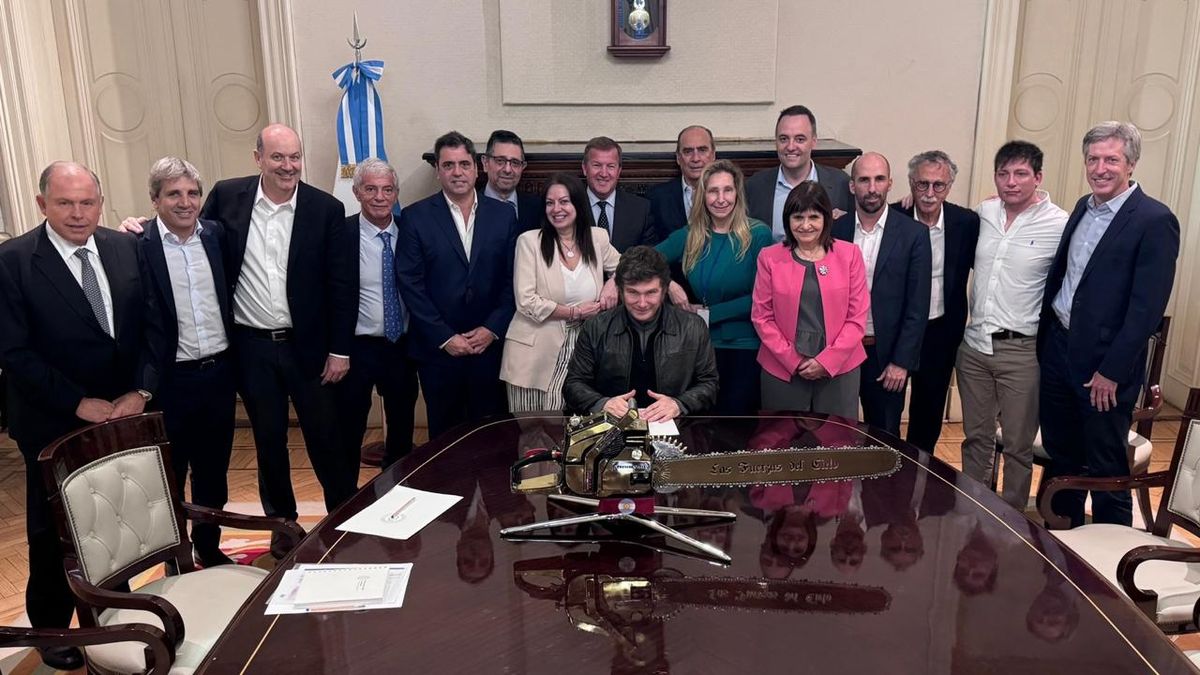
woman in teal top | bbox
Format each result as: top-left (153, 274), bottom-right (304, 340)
top-left (656, 159), bottom-right (773, 414)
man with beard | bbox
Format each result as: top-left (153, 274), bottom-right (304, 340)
top-left (482, 129), bottom-right (541, 232)
top-left (833, 153), bottom-right (931, 435)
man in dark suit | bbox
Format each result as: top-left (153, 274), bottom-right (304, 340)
top-left (0, 162), bottom-right (158, 670)
top-left (746, 105), bottom-right (853, 241)
top-left (893, 151), bottom-right (980, 453)
top-left (199, 124), bottom-right (357, 548)
top-left (336, 158), bottom-right (419, 468)
top-left (646, 125), bottom-right (715, 240)
top-left (833, 152), bottom-right (932, 435)
top-left (1039, 121), bottom-right (1180, 527)
top-left (136, 156), bottom-right (237, 568)
top-left (396, 131), bottom-right (518, 439)
top-left (582, 136), bottom-right (656, 251)
top-left (482, 129), bottom-right (541, 232)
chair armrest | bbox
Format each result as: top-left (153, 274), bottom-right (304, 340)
top-left (1038, 471), bottom-right (1172, 530)
top-left (0, 623), bottom-right (173, 675)
top-left (1116, 544), bottom-right (1200, 621)
top-left (181, 503), bottom-right (305, 548)
top-left (66, 568), bottom-right (185, 649)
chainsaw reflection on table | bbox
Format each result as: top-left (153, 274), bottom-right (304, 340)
top-left (513, 543), bottom-right (891, 674)
top-left (500, 410), bottom-right (902, 564)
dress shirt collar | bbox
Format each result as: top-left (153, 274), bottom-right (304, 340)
top-left (158, 218), bottom-right (204, 245)
top-left (483, 183), bottom-right (518, 213)
top-left (443, 190), bottom-right (478, 217)
top-left (44, 222), bottom-right (99, 261)
top-left (682, 176), bottom-right (695, 208)
top-left (775, 162), bottom-right (818, 190)
top-left (913, 204), bottom-right (945, 232)
top-left (588, 188), bottom-right (615, 209)
top-left (358, 212), bottom-right (396, 237)
top-left (1088, 181), bottom-right (1137, 212)
top-left (253, 178), bottom-right (298, 212)
top-left (855, 204), bottom-right (890, 234)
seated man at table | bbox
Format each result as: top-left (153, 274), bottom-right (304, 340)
top-left (563, 245), bottom-right (718, 422)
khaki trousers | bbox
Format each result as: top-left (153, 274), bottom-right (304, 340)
top-left (956, 338), bottom-right (1040, 510)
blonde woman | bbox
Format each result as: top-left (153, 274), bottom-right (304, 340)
top-left (656, 160), bottom-right (773, 414)
top-left (501, 173), bottom-right (619, 412)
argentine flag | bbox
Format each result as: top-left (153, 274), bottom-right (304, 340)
top-left (332, 58), bottom-right (388, 215)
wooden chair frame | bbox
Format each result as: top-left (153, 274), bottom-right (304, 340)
top-left (0, 624), bottom-right (171, 674)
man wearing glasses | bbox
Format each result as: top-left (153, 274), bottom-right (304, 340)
top-left (482, 129), bottom-right (541, 232)
top-left (893, 151), bottom-right (979, 454)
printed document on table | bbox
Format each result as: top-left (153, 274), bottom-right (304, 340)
top-left (266, 563), bottom-right (413, 615)
top-left (336, 485), bottom-right (462, 540)
top-left (637, 411), bottom-right (679, 436)
top-left (292, 564), bottom-right (388, 606)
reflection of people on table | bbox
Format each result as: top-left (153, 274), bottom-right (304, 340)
top-left (563, 246), bottom-right (718, 422)
top-left (862, 457), bottom-right (953, 571)
top-left (831, 510), bottom-right (868, 575)
top-left (953, 523), bottom-right (999, 596)
top-left (760, 504), bottom-right (818, 578)
top-left (753, 181), bottom-right (868, 418)
top-left (501, 173), bottom-right (619, 413)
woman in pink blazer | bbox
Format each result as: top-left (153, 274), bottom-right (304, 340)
top-left (752, 181), bottom-right (869, 418)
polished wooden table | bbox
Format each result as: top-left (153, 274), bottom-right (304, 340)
top-left (197, 415), bottom-right (1195, 674)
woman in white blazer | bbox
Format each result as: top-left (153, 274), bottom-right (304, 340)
top-left (501, 173), bottom-right (619, 412)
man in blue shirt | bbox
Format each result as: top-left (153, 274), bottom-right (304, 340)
top-left (1038, 121), bottom-right (1180, 527)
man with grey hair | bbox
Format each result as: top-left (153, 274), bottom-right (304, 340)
top-left (335, 158), bottom-right (419, 468)
top-left (892, 150), bottom-right (979, 453)
top-left (1039, 121), bottom-right (1180, 527)
top-left (135, 156), bottom-right (238, 567)
top-left (0, 161), bottom-right (158, 669)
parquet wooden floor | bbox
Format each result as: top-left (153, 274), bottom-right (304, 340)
top-left (2, 412), bottom-right (1198, 664)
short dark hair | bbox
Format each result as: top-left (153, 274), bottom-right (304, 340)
top-left (781, 181), bottom-right (836, 251)
top-left (993, 140), bottom-right (1043, 174)
top-left (675, 125), bottom-right (715, 153)
top-left (486, 129), bottom-right (525, 156)
top-left (434, 131), bottom-right (476, 163)
top-left (776, 105), bottom-right (818, 137)
top-left (614, 245), bottom-right (669, 290)
top-left (583, 136), bottom-right (622, 164)
top-left (538, 173), bottom-right (597, 267)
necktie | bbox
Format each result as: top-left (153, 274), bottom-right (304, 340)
top-left (75, 249), bottom-right (111, 337)
top-left (379, 231), bottom-right (404, 342)
top-left (597, 200), bottom-right (610, 235)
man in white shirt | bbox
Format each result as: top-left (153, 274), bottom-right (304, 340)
top-left (396, 132), bottom-right (518, 438)
top-left (199, 124), bottom-right (357, 555)
top-left (136, 156), bottom-right (238, 568)
top-left (957, 141), bottom-right (1067, 510)
top-left (335, 159), bottom-right (419, 468)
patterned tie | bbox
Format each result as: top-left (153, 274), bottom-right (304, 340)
top-left (75, 249), bottom-right (111, 337)
top-left (597, 200), bottom-right (610, 235)
top-left (379, 231), bottom-right (404, 342)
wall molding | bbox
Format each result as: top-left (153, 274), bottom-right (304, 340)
top-left (967, 0), bottom-right (1022, 206)
top-left (256, 0), bottom-right (303, 175)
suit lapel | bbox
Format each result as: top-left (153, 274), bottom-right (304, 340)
top-left (942, 209), bottom-right (963, 304)
top-left (433, 193), bottom-right (470, 267)
top-left (31, 225), bottom-right (105, 335)
top-left (199, 222), bottom-right (231, 323)
top-left (144, 220), bottom-right (179, 322)
top-left (95, 230), bottom-right (129, 341)
top-left (873, 211), bottom-right (902, 285)
top-left (226, 177), bottom-right (257, 267)
top-left (1078, 186), bottom-right (1142, 288)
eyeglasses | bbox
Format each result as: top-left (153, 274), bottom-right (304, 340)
top-left (913, 180), bottom-right (950, 194)
top-left (487, 156), bottom-right (526, 169)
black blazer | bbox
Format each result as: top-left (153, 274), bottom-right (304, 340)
top-left (0, 224), bottom-right (160, 453)
top-left (646, 177), bottom-right (689, 242)
top-left (515, 191), bottom-right (543, 233)
top-left (136, 217), bottom-right (233, 374)
top-left (1038, 186), bottom-right (1180, 397)
top-left (605, 189), bottom-right (657, 252)
top-left (745, 163), bottom-right (853, 228)
top-left (199, 176), bottom-right (356, 378)
top-left (395, 191), bottom-right (519, 362)
top-left (832, 209), bottom-right (932, 370)
top-left (893, 200), bottom-right (980, 342)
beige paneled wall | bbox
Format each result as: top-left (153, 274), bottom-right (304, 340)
top-left (288, 0), bottom-right (988, 207)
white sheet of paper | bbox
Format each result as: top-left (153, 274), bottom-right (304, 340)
top-left (292, 564), bottom-right (388, 606)
top-left (696, 307), bottom-right (711, 326)
top-left (637, 412), bottom-right (679, 436)
top-left (266, 563), bottom-right (413, 615)
top-left (336, 485), bottom-right (462, 540)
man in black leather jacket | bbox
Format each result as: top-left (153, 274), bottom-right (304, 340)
top-left (564, 246), bottom-right (718, 421)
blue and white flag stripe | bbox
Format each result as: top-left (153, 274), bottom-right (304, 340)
top-left (333, 59), bottom-right (388, 165)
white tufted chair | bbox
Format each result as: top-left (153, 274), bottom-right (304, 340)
top-left (1040, 409), bottom-right (1200, 632)
top-left (38, 413), bottom-right (304, 674)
